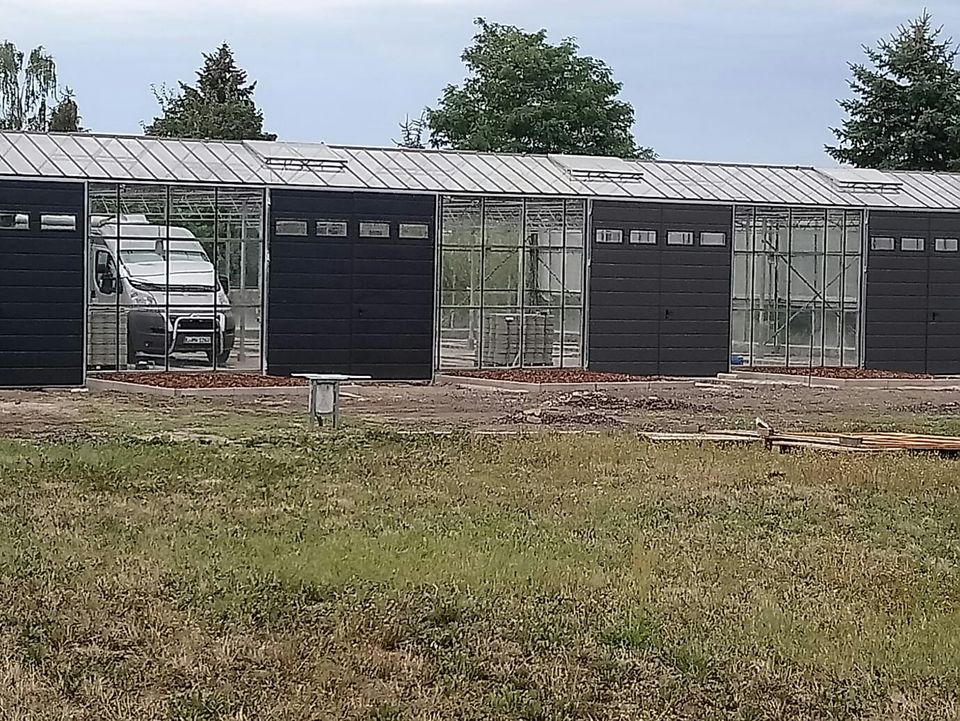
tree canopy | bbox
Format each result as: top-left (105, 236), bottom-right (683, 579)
top-left (427, 19), bottom-right (651, 158)
top-left (827, 12), bottom-right (960, 171)
top-left (0, 41), bottom-right (80, 132)
top-left (146, 43), bottom-right (275, 141)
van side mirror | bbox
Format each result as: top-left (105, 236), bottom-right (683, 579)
top-left (98, 269), bottom-right (116, 295)
top-left (218, 273), bottom-right (230, 294)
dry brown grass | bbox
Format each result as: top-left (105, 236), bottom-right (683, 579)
top-left (0, 427), bottom-right (958, 719)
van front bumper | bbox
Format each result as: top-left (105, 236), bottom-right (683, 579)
top-left (127, 309), bottom-right (236, 362)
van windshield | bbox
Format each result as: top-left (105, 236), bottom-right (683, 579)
top-left (120, 249), bottom-right (210, 264)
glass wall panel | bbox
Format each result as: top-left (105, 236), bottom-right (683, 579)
top-left (732, 206), bottom-right (863, 368)
top-left (439, 196), bottom-right (586, 369)
top-left (86, 182), bottom-right (265, 373)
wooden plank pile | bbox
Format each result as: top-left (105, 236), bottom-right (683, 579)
top-left (641, 426), bottom-right (960, 455)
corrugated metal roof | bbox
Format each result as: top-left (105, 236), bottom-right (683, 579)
top-left (3, 130), bottom-right (960, 210)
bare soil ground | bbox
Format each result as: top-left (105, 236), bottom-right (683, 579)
top-left (3, 380), bottom-right (960, 440)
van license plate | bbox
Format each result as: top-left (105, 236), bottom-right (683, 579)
top-left (184, 336), bottom-right (208, 345)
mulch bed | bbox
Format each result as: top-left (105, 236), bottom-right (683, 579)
top-left (742, 367), bottom-right (933, 380)
top-left (96, 373), bottom-right (307, 389)
top-left (448, 369), bottom-right (659, 383)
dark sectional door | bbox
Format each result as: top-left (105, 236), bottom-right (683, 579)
top-left (268, 190), bottom-right (435, 380)
top-left (926, 216), bottom-right (960, 374)
top-left (588, 202), bottom-right (732, 377)
top-left (864, 212), bottom-right (960, 374)
top-left (0, 180), bottom-right (85, 387)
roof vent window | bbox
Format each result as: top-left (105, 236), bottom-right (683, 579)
top-left (549, 154), bottom-right (645, 183)
top-left (244, 141), bottom-right (348, 173)
top-left (817, 167), bottom-right (903, 194)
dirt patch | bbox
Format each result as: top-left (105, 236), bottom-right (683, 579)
top-left (743, 367), bottom-right (933, 379)
top-left (502, 391), bottom-right (713, 427)
top-left (556, 390), bottom-right (711, 413)
top-left (96, 372), bottom-right (308, 389)
top-left (0, 393), bottom-right (91, 440)
top-left (448, 369), bottom-right (658, 383)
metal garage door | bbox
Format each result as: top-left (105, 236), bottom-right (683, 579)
top-left (0, 180), bottom-right (85, 388)
top-left (588, 201), bottom-right (733, 377)
top-left (267, 190), bottom-right (435, 380)
top-left (865, 211), bottom-right (960, 374)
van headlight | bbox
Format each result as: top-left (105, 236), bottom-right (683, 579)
top-left (127, 286), bottom-right (157, 307)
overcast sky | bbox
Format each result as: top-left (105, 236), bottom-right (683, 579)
top-left (6, 0), bottom-right (960, 164)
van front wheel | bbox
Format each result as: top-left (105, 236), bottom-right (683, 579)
top-left (206, 340), bottom-right (232, 367)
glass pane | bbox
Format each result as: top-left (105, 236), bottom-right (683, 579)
top-left (791, 209), bottom-right (825, 254)
top-left (823, 309), bottom-right (842, 368)
top-left (843, 311), bottom-right (860, 367)
top-left (562, 308), bottom-right (582, 368)
top-left (731, 308), bottom-right (751, 362)
top-left (484, 199), bottom-right (523, 247)
top-left (734, 207), bottom-right (753, 251)
top-left (824, 255), bottom-right (843, 304)
top-left (564, 199), bottom-right (585, 249)
top-left (564, 248), bottom-right (584, 295)
top-left (751, 309), bottom-right (786, 366)
top-left (845, 211), bottom-right (863, 254)
top-left (442, 196), bottom-right (482, 247)
top-left (226, 305), bottom-right (262, 371)
top-left (787, 304), bottom-right (818, 367)
top-left (439, 307), bottom-right (481, 369)
top-left (733, 253), bottom-right (751, 300)
top-left (755, 208), bottom-right (789, 253)
top-left (441, 249), bottom-right (482, 306)
top-left (525, 247), bottom-right (565, 307)
top-left (483, 248), bottom-right (521, 306)
top-left (826, 210), bottom-right (845, 254)
top-left (843, 257), bottom-right (861, 309)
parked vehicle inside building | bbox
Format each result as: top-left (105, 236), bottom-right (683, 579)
top-left (88, 214), bottom-right (235, 367)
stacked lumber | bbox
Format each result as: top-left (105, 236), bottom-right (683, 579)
top-left (640, 429), bottom-right (960, 455)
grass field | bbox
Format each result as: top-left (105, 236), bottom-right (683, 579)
top-left (1, 418), bottom-right (960, 719)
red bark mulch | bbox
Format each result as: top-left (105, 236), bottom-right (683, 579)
top-left (743, 367), bottom-right (933, 380)
top-left (98, 373), bottom-right (308, 389)
top-left (448, 369), bottom-right (659, 383)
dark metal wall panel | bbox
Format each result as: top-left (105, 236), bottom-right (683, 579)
top-left (588, 201), bottom-right (732, 377)
top-left (267, 190), bottom-right (435, 380)
top-left (0, 180), bottom-right (85, 387)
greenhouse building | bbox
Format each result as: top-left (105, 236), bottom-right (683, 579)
top-left (0, 130), bottom-right (957, 387)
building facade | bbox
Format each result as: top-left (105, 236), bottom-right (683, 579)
top-left (0, 131), bottom-right (959, 386)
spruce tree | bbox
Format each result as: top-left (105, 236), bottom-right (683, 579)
top-left (828, 12), bottom-right (960, 171)
top-left (146, 43), bottom-right (275, 141)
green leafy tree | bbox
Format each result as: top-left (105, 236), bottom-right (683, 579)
top-left (146, 43), bottom-right (275, 141)
top-left (427, 19), bottom-right (652, 158)
top-left (827, 12), bottom-right (960, 171)
top-left (0, 42), bottom-right (80, 131)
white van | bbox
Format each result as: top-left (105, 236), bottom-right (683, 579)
top-left (89, 215), bottom-right (235, 366)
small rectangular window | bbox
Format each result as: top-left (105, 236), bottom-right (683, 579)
top-left (936, 237), bottom-right (959, 252)
top-left (0, 212), bottom-right (28, 230)
top-left (700, 231), bottom-right (727, 247)
top-left (629, 230), bottom-right (657, 245)
top-left (595, 229), bottom-right (623, 244)
top-left (276, 220), bottom-right (308, 237)
top-left (667, 231), bottom-right (695, 246)
top-left (399, 223), bottom-right (429, 239)
top-left (871, 236), bottom-right (895, 251)
top-left (901, 237), bottom-right (925, 252)
top-left (41, 214), bottom-right (77, 231)
top-left (359, 221), bottom-right (391, 238)
top-left (316, 220), bottom-right (347, 237)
